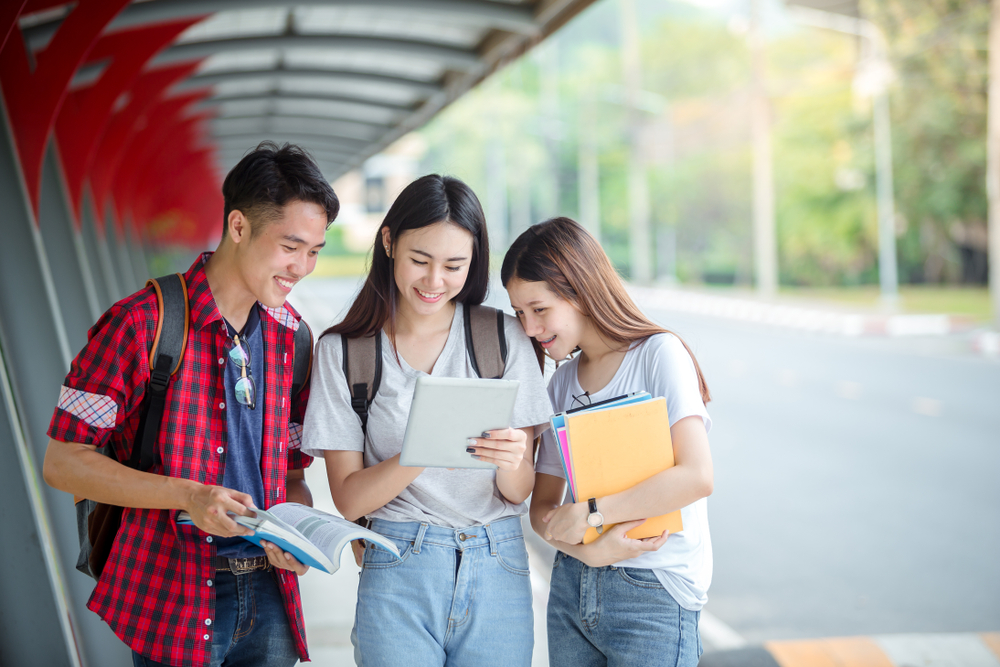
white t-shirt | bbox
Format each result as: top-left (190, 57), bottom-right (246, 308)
top-left (536, 333), bottom-right (713, 611)
top-left (302, 304), bottom-right (553, 528)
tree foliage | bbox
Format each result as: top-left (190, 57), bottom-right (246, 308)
top-left (415, 0), bottom-right (988, 286)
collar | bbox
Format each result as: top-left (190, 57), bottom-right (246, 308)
top-left (184, 252), bottom-right (223, 332)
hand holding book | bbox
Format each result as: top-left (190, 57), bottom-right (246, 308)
top-left (570, 520), bottom-right (670, 569)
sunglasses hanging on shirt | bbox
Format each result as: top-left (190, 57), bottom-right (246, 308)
top-left (228, 333), bottom-right (256, 410)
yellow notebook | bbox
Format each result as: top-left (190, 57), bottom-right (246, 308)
top-left (565, 396), bottom-right (684, 544)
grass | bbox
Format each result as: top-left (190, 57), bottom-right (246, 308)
top-left (776, 285), bottom-right (992, 322)
top-left (312, 254), bottom-right (369, 277)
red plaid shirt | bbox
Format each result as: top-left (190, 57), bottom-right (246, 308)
top-left (48, 253), bottom-right (314, 667)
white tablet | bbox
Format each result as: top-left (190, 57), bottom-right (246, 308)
top-left (399, 376), bottom-right (520, 469)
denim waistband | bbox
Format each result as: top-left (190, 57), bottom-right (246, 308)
top-left (369, 516), bottom-right (523, 554)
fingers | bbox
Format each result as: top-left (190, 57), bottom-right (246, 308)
top-left (640, 531), bottom-right (670, 550)
top-left (191, 485), bottom-right (256, 537)
top-left (466, 432), bottom-right (526, 471)
top-left (480, 427), bottom-right (523, 442)
top-left (351, 540), bottom-right (365, 568)
top-left (608, 519), bottom-right (647, 535)
top-left (261, 541), bottom-right (309, 576)
top-left (466, 445), bottom-right (523, 470)
top-left (227, 490), bottom-right (257, 515)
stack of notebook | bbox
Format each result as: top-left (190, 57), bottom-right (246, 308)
top-left (551, 392), bottom-right (683, 544)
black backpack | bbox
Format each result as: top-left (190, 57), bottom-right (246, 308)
top-left (342, 302), bottom-right (507, 433)
top-left (75, 273), bottom-right (313, 580)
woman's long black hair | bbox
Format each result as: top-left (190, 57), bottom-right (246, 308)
top-left (322, 174), bottom-right (490, 342)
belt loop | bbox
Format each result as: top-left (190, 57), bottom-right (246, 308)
top-left (413, 522), bottom-right (429, 554)
top-left (484, 523), bottom-right (498, 556)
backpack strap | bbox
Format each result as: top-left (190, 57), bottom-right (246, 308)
top-left (292, 319), bottom-right (313, 398)
top-left (463, 303), bottom-right (508, 380)
top-left (342, 333), bottom-right (382, 434)
top-left (133, 273), bottom-right (189, 472)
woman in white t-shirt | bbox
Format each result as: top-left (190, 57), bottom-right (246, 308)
top-left (300, 175), bottom-right (552, 666)
top-left (502, 217), bottom-right (713, 666)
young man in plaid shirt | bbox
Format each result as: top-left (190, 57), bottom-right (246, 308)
top-left (43, 142), bottom-right (338, 667)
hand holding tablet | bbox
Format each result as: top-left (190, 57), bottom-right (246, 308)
top-left (399, 376), bottom-right (520, 469)
top-left (466, 427), bottom-right (529, 471)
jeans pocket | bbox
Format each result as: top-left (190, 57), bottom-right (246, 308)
top-left (362, 536), bottom-right (412, 570)
top-left (494, 537), bottom-right (530, 576)
top-left (616, 566), bottom-right (664, 589)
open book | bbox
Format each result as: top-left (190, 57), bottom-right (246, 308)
top-left (177, 503), bottom-right (400, 574)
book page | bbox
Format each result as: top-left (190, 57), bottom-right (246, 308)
top-left (265, 504), bottom-right (401, 567)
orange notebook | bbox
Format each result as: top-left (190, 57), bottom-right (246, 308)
top-left (565, 396), bottom-right (683, 544)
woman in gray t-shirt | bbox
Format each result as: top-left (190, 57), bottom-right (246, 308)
top-left (301, 175), bottom-right (551, 666)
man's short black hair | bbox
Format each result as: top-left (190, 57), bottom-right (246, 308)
top-left (221, 141), bottom-right (340, 238)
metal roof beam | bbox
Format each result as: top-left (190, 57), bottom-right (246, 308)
top-left (153, 35), bottom-right (481, 71)
top-left (25, 0), bottom-right (537, 52)
top-left (208, 106), bottom-right (397, 129)
top-left (210, 131), bottom-right (366, 154)
top-left (203, 91), bottom-right (414, 113)
top-left (210, 116), bottom-right (380, 143)
top-left (117, 0), bottom-right (536, 33)
top-left (180, 67), bottom-right (444, 97)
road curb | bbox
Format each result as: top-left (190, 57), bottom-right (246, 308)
top-left (699, 632), bottom-right (1000, 666)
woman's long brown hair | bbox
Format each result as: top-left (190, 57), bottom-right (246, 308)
top-left (501, 217), bottom-right (711, 404)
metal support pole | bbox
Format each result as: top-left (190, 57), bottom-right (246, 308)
top-left (126, 225), bottom-right (151, 285)
top-left (40, 143), bottom-right (100, 352)
top-left (485, 84), bottom-right (509, 252)
top-left (988, 0), bottom-right (1000, 329)
top-left (540, 38), bottom-right (561, 220)
top-left (0, 314), bottom-right (80, 667)
top-left (620, 0), bottom-right (652, 284)
top-left (873, 87), bottom-right (899, 307)
top-left (750, 0), bottom-right (777, 297)
top-left (787, 5), bottom-right (900, 308)
top-left (0, 90), bottom-right (84, 667)
top-left (115, 224), bottom-right (139, 295)
top-left (578, 92), bottom-right (601, 242)
top-left (95, 210), bottom-right (123, 305)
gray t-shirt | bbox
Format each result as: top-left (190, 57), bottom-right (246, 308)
top-left (301, 304), bottom-right (553, 528)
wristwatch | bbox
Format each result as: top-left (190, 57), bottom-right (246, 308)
top-left (586, 498), bottom-right (604, 534)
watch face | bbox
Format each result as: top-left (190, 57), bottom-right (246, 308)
top-left (587, 513), bottom-right (603, 527)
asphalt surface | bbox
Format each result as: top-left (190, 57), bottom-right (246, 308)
top-left (294, 275), bottom-right (1000, 648)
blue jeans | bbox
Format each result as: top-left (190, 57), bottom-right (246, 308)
top-left (547, 552), bottom-right (703, 667)
top-left (132, 568), bottom-right (297, 667)
top-left (353, 516), bottom-right (534, 666)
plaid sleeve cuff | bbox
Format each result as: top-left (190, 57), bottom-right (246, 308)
top-left (47, 386), bottom-right (119, 446)
top-left (288, 422), bottom-right (303, 450)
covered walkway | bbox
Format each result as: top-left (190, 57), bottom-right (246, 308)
top-left (0, 2), bottom-right (594, 665)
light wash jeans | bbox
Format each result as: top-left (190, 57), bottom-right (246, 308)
top-left (131, 568), bottom-right (297, 667)
top-left (353, 516), bottom-right (534, 667)
top-left (547, 551), bottom-right (703, 667)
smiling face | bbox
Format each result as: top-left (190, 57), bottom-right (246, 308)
top-left (384, 221), bottom-right (474, 320)
top-left (506, 277), bottom-right (589, 361)
top-left (229, 199), bottom-right (328, 308)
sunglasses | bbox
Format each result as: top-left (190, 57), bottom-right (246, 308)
top-left (228, 333), bottom-right (256, 410)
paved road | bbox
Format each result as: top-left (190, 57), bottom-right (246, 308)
top-left (291, 276), bottom-right (1000, 658)
top-left (643, 307), bottom-right (1000, 643)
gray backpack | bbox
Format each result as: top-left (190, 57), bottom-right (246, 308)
top-left (342, 302), bottom-right (507, 433)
